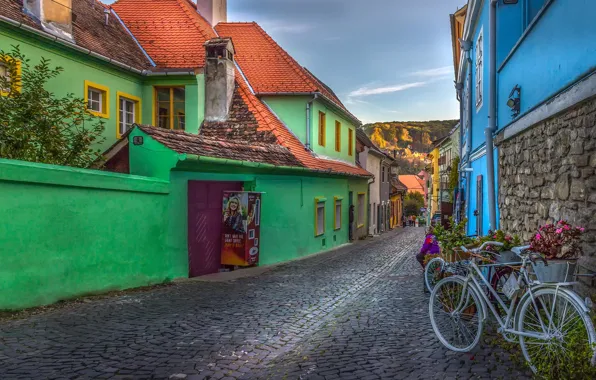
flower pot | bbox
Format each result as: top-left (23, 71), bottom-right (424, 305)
top-left (530, 260), bottom-right (577, 283)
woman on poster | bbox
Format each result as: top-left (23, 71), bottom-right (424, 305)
top-left (223, 196), bottom-right (246, 234)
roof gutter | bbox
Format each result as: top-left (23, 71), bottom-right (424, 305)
top-left (181, 155), bottom-right (372, 179)
top-left (0, 15), bottom-right (196, 77)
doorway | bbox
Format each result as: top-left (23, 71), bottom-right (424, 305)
top-left (187, 180), bottom-right (243, 277)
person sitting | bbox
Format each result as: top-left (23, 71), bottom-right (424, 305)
top-left (416, 226), bottom-right (440, 268)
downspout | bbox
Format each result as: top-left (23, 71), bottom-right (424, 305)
top-left (305, 94), bottom-right (319, 150)
top-left (455, 81), bottom-right (464, 223)
top-left (486, 0), bottom-right (498, 231)
top-left (464, 42), bottom-right (473, 229)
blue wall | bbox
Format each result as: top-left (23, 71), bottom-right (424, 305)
top-left (497, 0), bottom-right (596, 128)
top-left (469, 1), bottom-right (490, 151)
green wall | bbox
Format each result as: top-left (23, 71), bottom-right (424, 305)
top-left (0, 159), bottom-right (182, 310)
top-left (262, 95), bottom-right (310, 143)
top-left (311, 99), bottom-right (357, 164)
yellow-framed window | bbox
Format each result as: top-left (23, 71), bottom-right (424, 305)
top-left (84, 80), bottom-right (109, 118)
top-left (154, 86), bottom-right (186, 130)
top-left (116, 91), bottom-right (142, 138)
top-left (335, 121), bottom-right (341, 152)
top-left (318, 111), bottom-right (326, 146)
top-left (357, 192), bottom-right (366, 227)
top-left (315, 198), bottom-right (326, 236)
top-left (348, 128), bottom-right (354, 156)
top-left (0, 55), bottom-right (22, 96)
top-left (334, 197), bottom-right (342, 230)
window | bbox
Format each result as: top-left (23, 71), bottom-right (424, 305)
top-left (335, 121), bottom-right (341, 152)
top-left (318, 111), bottom-right (326, 146)
top-left (315, 199), bottom-right (326, 236)
top-left (155, 87), bottom-right (186, 130)
top-left (357, 193), bottom-right (365, 227)
top-left (382, 167), bottom-right (385, 182)
top-left (0, 56), bottom-right (20, 95)
top-left (348, 129), bottom-right (353, 156)
top-left (475, 28), bottom-right (483, 110)
top-left (84, 80), bottom-right (109, 118)
top-left (334, 197), bottom-right (342, 230)
top-left (116, 92), bottom-right (141, 138)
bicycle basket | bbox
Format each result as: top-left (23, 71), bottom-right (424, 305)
top-left (443, 248), bottom-right (471, 263)
top-left (530, 260), bottom-right (577, 283)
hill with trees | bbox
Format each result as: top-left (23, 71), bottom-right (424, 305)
top-left (362, 120), bottom-right (458, 174)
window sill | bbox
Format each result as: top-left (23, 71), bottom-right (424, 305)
top-left (315, 233), bottom-right (325, 237)
top-left (357, 224), bottom-right (364, 228)
top-left (334, 227), bottom-right (341, 231)
top-left (87, 110), bottom-right (109, 119)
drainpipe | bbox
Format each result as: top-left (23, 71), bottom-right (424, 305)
top-left (455, 81), bottom-right (464, 223)
top-left (485, 0), bottom-right (498, 231)
top-left (463, 41), bottom-right (473, 229)
top-left (305, 94), bottom-right (318, 150)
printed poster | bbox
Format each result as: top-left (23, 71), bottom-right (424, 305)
top-left (221, 191), bottom-right (261, 266)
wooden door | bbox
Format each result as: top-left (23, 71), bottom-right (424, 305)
top-left (188, 181), bottom-right (243, 277)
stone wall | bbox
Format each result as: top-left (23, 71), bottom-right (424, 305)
top-left (496, 96), bottom-right (596, 293)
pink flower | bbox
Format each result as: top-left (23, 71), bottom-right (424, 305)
top-left (535, 233), bottom-right (541, 240)
top-left (556, 228), bottom-right (563, 234)
top-left (564, 225), bottom-right (570, 230)
top-left (505, 236), bottom-right (512, 241)
top-left (580, 228), bottom-right (585, 232)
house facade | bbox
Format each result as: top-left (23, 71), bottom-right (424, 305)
top-left (356, 129), bottom-right (386, 235)
top-left (451, 0), bottom-right (596, 289)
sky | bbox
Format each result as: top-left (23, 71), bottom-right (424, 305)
top-left (105, 0), bottom-right (466, 123)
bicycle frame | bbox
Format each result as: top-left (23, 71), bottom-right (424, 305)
top-left (456, 258), bottom-right (550, 341)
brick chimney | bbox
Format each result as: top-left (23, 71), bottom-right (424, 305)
top-left (24, 0), bottom-right (74, 41)
top-left (204, 38), bottom-right (235, 122)
top-left (197, 0), bottom-right (227, 26)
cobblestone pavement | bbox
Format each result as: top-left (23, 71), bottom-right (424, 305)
top-left (0, 228), bottom-right (530, 379)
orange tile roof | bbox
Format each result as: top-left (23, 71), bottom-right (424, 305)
top-left (215, 22), bottom-right (358, 122)
top-left (111, 0), bottom-right (216, 68)
top-left (398, 175), bottom-right (425, 195)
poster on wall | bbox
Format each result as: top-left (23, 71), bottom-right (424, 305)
top-left (221, 191), bottom-right (262, 266)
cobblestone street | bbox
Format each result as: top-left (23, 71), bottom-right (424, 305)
top-left (0, 228), bottom-right (529, 379)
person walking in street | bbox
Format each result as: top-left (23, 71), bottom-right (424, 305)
top-left (349, 204), bottom-right (355, 241)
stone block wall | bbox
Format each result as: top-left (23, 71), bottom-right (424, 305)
top-left (496, 96), bottom-right (596, 293)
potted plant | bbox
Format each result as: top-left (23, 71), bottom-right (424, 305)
top-left (434, 217), bottom-right (475, 263)
top-left (528, 220), bottom-right (585, 283)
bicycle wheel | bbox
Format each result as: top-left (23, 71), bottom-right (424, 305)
top-left (425, 256), bottom-right (445, 292)
top-left (429, 276), bottom-right (484, 352)
top-left (517, 288), bottom-right (596, 375)
top-left (490, 266), bottom-right (513, 302)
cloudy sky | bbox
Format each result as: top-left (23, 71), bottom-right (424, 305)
top-left (106, 0), bottom-right (466, 123)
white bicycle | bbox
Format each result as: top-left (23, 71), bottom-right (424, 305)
top-left (429, 242), bottom-right (596, 374)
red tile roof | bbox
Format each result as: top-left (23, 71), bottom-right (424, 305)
top-left (398, 175), bottom-right (425, 195)
top-left (111, 0), bottom-right (216, 68)
top-left (215, 22), bottom-right (359, 122)
top-left (0, 0), bottom-right (152, 70)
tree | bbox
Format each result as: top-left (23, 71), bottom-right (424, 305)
top-left (404, 191), bottom-right (424, 217)
top-left (370, 128), bottom-right (386, 149)
top-left (448, 156), bottom-right (460, 202)
top-left (0, 46), bottom-right (105, 168)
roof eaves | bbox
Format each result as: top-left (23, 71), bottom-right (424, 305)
top-left (0, 14), bottom-right (146, 73)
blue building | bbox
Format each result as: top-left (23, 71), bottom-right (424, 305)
top-left (450, 0), bottom-right (596, 259)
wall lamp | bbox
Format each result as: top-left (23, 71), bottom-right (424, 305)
top-left (507, 85), bottom-right (521, 118)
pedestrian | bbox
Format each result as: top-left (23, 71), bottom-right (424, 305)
top-left (349, 204), bottom-right (355, 241)
top-left (416, 226), bottom-right (440, 269)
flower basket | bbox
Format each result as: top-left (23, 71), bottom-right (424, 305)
top-left (443, 247), bottom-right (471, 263)
top-left (529, 259), bottom-right (577, 283)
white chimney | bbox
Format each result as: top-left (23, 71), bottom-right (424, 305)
top-left (196, 0), bottom-right (227, 26)
top-left (204, 38), bottom-right (235, 122)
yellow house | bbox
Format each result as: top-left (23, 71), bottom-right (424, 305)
top-left (429, 146), bottom-right (440, 220)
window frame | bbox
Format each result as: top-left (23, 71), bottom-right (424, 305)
top-left (357, 192), bottom-right (365, 228)
top-left (84, 80), bottom-right (110, 118)
top-left (333, 197), bottom-right (343, 231)
top-left (153, 86), bottom-right (186, 130)
top-left (335, 121), bottom-right (341, 152)
top-left (314, 197), bottom-right (326, 237)
top-left (475, 28), bottom-right (484, 111)
top-left (318, 111), bottom-right (326, 147)
top-left (0, 55), bottom-right (22, 96)
top-left (348, 129), bottom-right (354, 156)
top-left (116, 91), bottom-right (142, 138)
